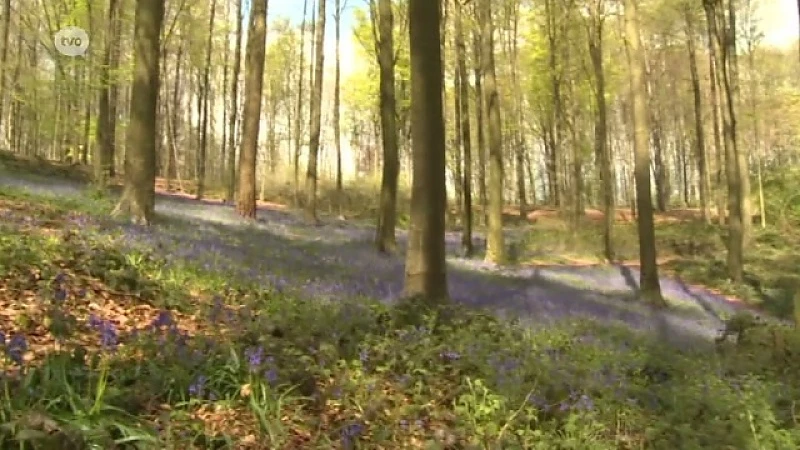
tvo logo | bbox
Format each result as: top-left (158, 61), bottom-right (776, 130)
top-left (54, 26), bottom-right (90, 56)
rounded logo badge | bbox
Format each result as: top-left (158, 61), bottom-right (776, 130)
top-left (54, 26), bottom-right (90, 56)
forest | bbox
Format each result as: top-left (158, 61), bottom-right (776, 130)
top-left (0, 0), bottom-right (799, 448)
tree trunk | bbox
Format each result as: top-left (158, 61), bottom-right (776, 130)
top-left (471, 29), bottom-right (488, 223)
top-left (374, 0), bottom-right (400, 252)
top-left (480, 0), bottom-right (506, 264)
top-left (588, 10), bottom-right (614, 261)
top-left (334, 0), bottom-right (343, 204)
top-left (404, 0), bottom-right (448, 302)
top-left (112, 0), bottom-right (164, 225)
top-left (196, 0), bottom-right (217, 200)
top-left (623, 0), bottom-right (664, 306)
top-left (455, 0), bottom-right (473, 256)
top-left (236, 0), bottom-right (269, 218)
top-left (685, 7), bottom-right (710, 224)
top-left (95, 0), bottom-right (120, 187)
top-left (0, 0), bottom-right (10, 142)
top-left (226, 0), bottom-right (244, 201)
top-left (305, 0), bottom-right (326, 223)
top-left (293, 0), bottom-right (309, 202)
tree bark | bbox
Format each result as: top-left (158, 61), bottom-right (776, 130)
top-left (455, 0), bottom-right (473, 256)
top-left (623, 0), bottom-right (664, 306)
top-left (480, 0), bottom-right (506, 264)
top-left (374, 0), bottom-right (400, 252)
top-left (685, 6), bottom-right (710, 224)
top-left (112, 0), bottom-right (165, 225)
top-left (196, 0), bottom-right (217, 200)
top-left (305, 0), bottom-right (326, 223)
top-left (226, 0), bottom-right (244, 201)
top-left (404, 0), bottom-right (448, 302)
top-left (236, 0), bottom-right (269, 218)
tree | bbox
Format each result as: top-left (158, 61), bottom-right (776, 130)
top-left (196, 0), bottom-right (217, 200)
top-left (454, 0), bottom-right (473, 256)
top-left (305, 0), bottom-right (326, 223)
top-left (585, 0), bottom-right (614, 261)
top-left (226, 0), bottom-right (244, 202)
top-left (623, 0), bottom-right (664, 306)
top-left (95, 0), bottom-right (120, 187)
top-left (374, 0), bottom-right (400, 253)
top-left (684, 3), bottom-right (711, 224)
top-left (111, 0), bottom-right (165, 225)
top-left (480, 0), bottom-right (506, 264)
top-left (334, 0), bottom-right (346, 205)
top-left (404, 0), bottom-right (448, 302)
top-left (236, 0), bottom-right (269, 219)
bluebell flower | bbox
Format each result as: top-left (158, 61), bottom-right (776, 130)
top-left (359, 349), bottom-right (368, 364)
top-left (189, 375), bottom-right (207, 398)
top-left (151, 310), bottom-right (174, 329)
top-left (340, 422), bottom-right (364, 449)
top-left (53, 288), bottom-right (67, 303)
top-left (6, 334), bottom-right (27, 365)
top-left (245, 346), bottom-right (264, 371)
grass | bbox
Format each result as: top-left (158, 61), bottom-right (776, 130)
top-left (0, 179), bottom-right (799, 448)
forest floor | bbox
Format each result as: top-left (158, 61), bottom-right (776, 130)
top-left (0, 153), bottom-right (798, 449)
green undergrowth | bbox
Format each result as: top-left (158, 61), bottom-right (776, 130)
top-left (0, 188), bottom-right (799, 449)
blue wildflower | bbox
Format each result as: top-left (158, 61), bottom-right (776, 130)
top-left (340, 422), bottom-right (364, 449)
top-left (53, 288), bottom-right (67, 303)
top-left (244, 346), bottom-right (264, 371)
top-left (6, 334), bottom-right (27, 365)
top-left (151, 310), bottom-right (174, 329)
top-left (188, 375), bottom-right (207, 398)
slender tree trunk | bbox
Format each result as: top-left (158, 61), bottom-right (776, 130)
top-left (404, 0), bottom-right (448, 302)
top-left (226, 0), bottom-right (244, 201)
top-left (705, 5), bottom-right (726, 225)
top-left (0, 0), bottom-right (10, 143)
top-left (624, 0), bottom-right (664, 306)
top-left (334, 0), bottom-right (344, 205)
top-left (196, 0), bottom-right (217, 199)
top-left (293, 0), bottom-right (309, 202)
top-left (685, 7), bottom-right (710, 224)
top-left (95, 0), bottom-right (120, 187)
top-left (588, 11), bottom-right (614, 261)
top-left (374, 0), bottom-right (400, 252)
top-left (471, 30), bottom-right (488, 223)
top-left (236, 0), bottom-right (269, 218)
top-left (455, 0), bottom-right (473, 256)
top-left (305, 0), bottom-right (326, 222)
top-left (480, 0), bottom-right (506, 264)
top-left (112, 0), bottom-right (165, 225)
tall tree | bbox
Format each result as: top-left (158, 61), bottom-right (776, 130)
top-left (95, 0), bottom-right (120, 187)
top-left (374, 0), bottom-right (400, 253)
top-left (405, 0), bottom-right (448, 302)
top-left (293, 0), bottom-right (309, 200)
top-left (334, 0), bottom-right (346, 204)
top-left (196, 0), bottom-right (217, 200)
top-left (305, 0), bottom-right (326, 223)
top-left (236, 0), bottom-right (269, 219)
top-left (454, 0), bottom-right (473, 256)
top-left (586, 0), bottom-right (614, 261)
top-left (226, 0), bottom-right (245, 201)
top-left (623, 0), bottom-right (664, 306)
top-left (480, 0), bottom-right (506, 264)
top-left (684, 4), bottom-right (711, 224)
top-left (0, 0), bottom-right (11, 141)
top-left (112, 0), bottom-right (165, 225)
